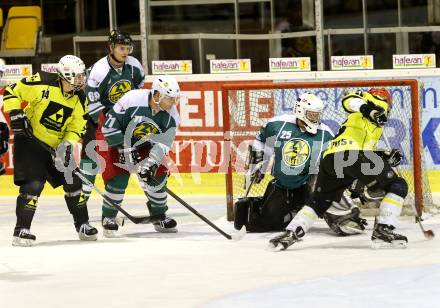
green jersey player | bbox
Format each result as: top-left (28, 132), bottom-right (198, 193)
top-left (100, 75), bottom-right (180, 237)
top-left (79, 30), bottom-right (145, 208)
top-left (234, 93), bottom-right (367, 234)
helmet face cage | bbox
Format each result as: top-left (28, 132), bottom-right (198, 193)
top-left (57, 55), bottom-right (86, 92)
top-left (295, 92), bottom-right (324, 134)
top-left (108, 30), bottom-right (133, 54)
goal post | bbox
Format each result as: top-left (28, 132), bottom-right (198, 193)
top-left (222, 79), bottom-right (431, 221)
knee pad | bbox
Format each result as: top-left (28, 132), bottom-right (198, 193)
top-left (18, 181), bottom-right (44, 211)
top-left (20, 181), bottom-right (45, 197)
top-left (386, 177), bottom-right (408, 198)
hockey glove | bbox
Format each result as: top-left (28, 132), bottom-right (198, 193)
top-left (248, 148), bottom-right (265, 184)
top-left (117, 146), bottom-right (132, 165)
top-left (381, 148), bottom-right (402, 167)
top-left (55, 140), bottom-right (74, 170)
top-left (9, 110), bottom-right (33, 138)
top-left (137, 157), bottom-right (159, 181)
top-left (359, 101), bottom-right (387, 126)
top-left (0, 122), bottom-right (9, 156)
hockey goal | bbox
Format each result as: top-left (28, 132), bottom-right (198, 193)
top-left (222, 79), bottom-right (435, 221)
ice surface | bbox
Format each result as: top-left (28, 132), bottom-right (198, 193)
top-left (0, 195), bottom-right (439, 308)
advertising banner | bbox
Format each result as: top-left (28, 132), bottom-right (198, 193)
top-left (210, 59), bottom-right (251, 74)
top-left (152, 60), bottom-right (193, 74)
top-left (331, 55), bottom-right (374, 70)
top-left (393, 54), bottom-right (436, 69)
top-left (269, 57), bottom-right (311, 72)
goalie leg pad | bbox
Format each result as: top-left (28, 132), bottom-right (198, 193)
top-left (233, 197), bottom-right (264, 232)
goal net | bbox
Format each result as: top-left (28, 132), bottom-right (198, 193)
top-left (222, 79), bottom-right (435, 221)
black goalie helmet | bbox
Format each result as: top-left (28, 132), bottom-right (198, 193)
top-left (108, 29), bottom-right (133, 46)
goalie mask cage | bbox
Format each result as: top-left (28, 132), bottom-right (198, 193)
top-left (222, 79), bottom-right (435, 221)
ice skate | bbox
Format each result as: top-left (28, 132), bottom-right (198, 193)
top-left (371, 221), bottom-right (407, 249)
top-left (77, 223), bottom-right (98, 241)
top-left (12, 228), bottom-right (36, 247)
top-left (102, 217), bottom-right (120, 238)
top-left (268, 227), bottom-right (304, 251)
top-left (153, 216), bottom-right (177, 233)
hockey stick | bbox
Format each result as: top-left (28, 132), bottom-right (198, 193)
top-left (72, 170), bottom-right (164, 224)
top-left (382, 134), bottom-right (434, 239)
top-left (243, 161), bottom-right (263, 197)
top-left (149, 177), bottom-right (245, 241)
top-left (32, 136), bottom-right (163, 225)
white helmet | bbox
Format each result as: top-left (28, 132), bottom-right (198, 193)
top-left (152, 75), bottom-right (180, 98)
top-left (57, 55), bottom-right (86, 92)
top-left (295, 92), bottom-right (324, 134)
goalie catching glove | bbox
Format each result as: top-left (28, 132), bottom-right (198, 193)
top-left (379, 148), bottom-right (402, 167)
top-left (323, 206), bottom-right (368, 236)
top-left (359, 101), bottom-right (388, 126)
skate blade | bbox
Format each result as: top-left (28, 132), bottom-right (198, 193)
top-left (154, 225), bottom-right (178, 233)
top-left (371, 239), bottom-right (407, 249)
top-left (78, 233), bottom-right (98, 241)
top-left (12, 237), bottom-right (35, 247)
top-left (103, 229), bottom-right (118, 238)
top-left (231, 226), bottom-right (246, 241)
top-left (266, 241), bottom-right (291, 252)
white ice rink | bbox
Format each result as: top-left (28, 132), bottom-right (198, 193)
top-left (1, 195), bottom-right (439, 308)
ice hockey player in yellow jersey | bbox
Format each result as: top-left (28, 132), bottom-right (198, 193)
top-left (3, 55), bottom-right (98, 246)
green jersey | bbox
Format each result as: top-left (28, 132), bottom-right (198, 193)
top-left (254, 114), bottom-right (334, 189)
top-left (102, 89), bottom-right (179, 164)
top-left (86, 56), bottom-right (144, 123)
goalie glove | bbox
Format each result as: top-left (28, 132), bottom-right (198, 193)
top-left (137, 157), bottom-right (159, 181)
top-left (380, 148), bottom-right (402, 167)
top-left (359, 101), bottom-right (387, 126)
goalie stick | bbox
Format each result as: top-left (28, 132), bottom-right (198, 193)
top-left (243, 161), bottom-right (262, 197)
top-left (32, 135), bottom-right (163, 225)
top-left (382, 134), bottom-right (434, 239)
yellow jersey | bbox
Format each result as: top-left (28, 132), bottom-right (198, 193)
top-left (324, 91), bottom-right (389, 157)
top-left (3, 72), bottom-right (87, 149)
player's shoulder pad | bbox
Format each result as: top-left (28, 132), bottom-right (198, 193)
top-left (318, 123), bottom-right (334, 137)
top-left (126, 56), bottom-right (144, 74)
top-left (342, 90), bottom-right (364, 101)
top-left (267, 114), bottom-right (296, 125)
top-left (87, 57), bottom-right (110, 87)
top-left (113, 89), bottom-right (149, 114)
top-left (22, 71), bottom-right (58, 86)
